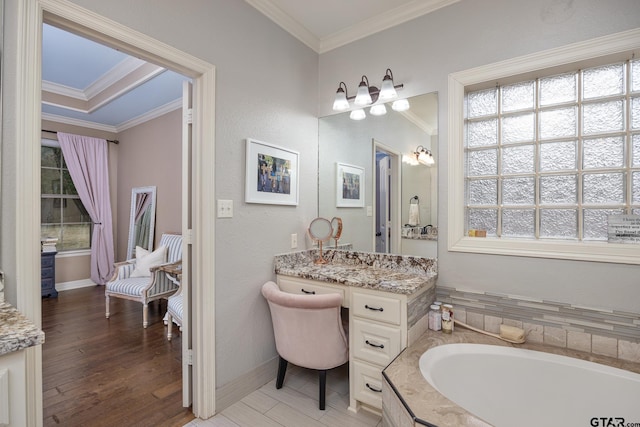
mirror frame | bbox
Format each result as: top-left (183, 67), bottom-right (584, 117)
top-left (126, 186), bottom-right (157, 259)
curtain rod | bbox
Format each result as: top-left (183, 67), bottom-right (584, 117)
top-left (42, 129), bottom-right (119, 144)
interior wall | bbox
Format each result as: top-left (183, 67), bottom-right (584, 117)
top-left (56, 0), bottom-right (320, 389)
top-left (318, 0), bottom-right (640, 313)
top-left (115, 109), bottom-right (182, 262)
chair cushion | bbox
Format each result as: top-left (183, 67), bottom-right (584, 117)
top-left (167, 294), bottom-right (183, 321)
top-left (106, 277), bottom-right (152, 297)
top-left (130, 245), bottom-right (167, 277)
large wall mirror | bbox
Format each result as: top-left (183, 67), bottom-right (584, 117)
top-left (318, 92), bottom-right (438, 257)
top-left (126, 186), bottom-right (157, 259)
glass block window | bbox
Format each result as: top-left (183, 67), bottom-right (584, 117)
top-left (41, 140), bottom-right (92, 251)
top-left (465, 60), bottom-right (640, 242)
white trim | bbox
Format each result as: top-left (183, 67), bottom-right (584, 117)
top-left (244, 0), bottom-right (319, 52)
top-left (116, 98), bottom-right (182, 131)
top-left (56, 278), bottom-right (95, 292)
top-left (41, 112), bottom-right (118, 132)
top-left (448, 27), bottom-right (640, 265)
top-left (53, 249), bottom-right (91, 258)
top-left (320, 0), bottom-right (460, 54)
top-left (245, 0), bottom-right (460, 54)
top-left (20, 0), bottom-right (217, 420)
top-left (84, 56), bottom-right (148, 98)
top-left (42, 80), bottom-right (86, 100)
top-left (42, 97), bottom-right (183, 133)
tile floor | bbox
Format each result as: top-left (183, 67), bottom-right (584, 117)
top-left (184, 364), bottom-right (382, 427)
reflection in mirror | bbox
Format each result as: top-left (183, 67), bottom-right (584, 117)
top-left (331, 217), bottom-right (343, 248)
top-left (126, 186), bottom-right (157, 260)
top-left (318, 92), bottom-right (438, 257)
top-left (308, 217), bottom-right (333, 264)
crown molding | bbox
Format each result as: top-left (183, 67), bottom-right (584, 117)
top-left (42, 97), bottom-right (182, 133)
top-left (244, 0), bottom-right (320, 52)
top-left (42, 80), bottom-right (87, 100)
top-left (320, 0), bottom-right (460, 53)
top-left (42, 112), bottom-right (118, 133)
top-left (400, 109), bottom-right (435, 135)
top-left (246, 0), bottom-right (460, 54)
top-left (84, 56), bottom-right (147, 98)
top-left (116, 98), bottom-right (182, 132)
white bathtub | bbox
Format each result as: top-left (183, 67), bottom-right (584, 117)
top-left (419, 343), bottom-right (640, 427)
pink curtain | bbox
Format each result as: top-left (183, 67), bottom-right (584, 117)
top-left (58, 132), bottom-right (115, 285)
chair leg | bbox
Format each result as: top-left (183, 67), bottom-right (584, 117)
top-left (276, 357), bottom-right (288, 389)
top-left (105, 295), bottom-right (110, 319)
top-left (167, 313), bottom-right (173, 341)
top-left (318, 370), bottom-right (327, 410)
top-left (143, 303), bottom-right (149, 328)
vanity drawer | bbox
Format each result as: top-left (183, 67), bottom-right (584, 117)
top-left (276, 276), bottom-right (346, 302)
top-left (352, 291), bottom-right (401, 325)
top-left (352, 360), bottom-right (383, 409)
top-left (352, 318), bottom-right (401, 367)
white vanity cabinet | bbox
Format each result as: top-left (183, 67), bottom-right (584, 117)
top-left (0, 350), bottom-right (27, 427)
top-left (276, 274), bottom-right (432, 414)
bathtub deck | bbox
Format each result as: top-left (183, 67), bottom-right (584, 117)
top-left (383, 329), bottom-right (640, 427)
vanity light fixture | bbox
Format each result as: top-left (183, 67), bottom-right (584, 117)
top-left (332, 68), bottom-right (406, 120)
top-left (350, 109), bottom-right (366, 120)
top-left (369, 103), bottom-right (387, 116)
top-left (415, 145), bottom-right (435, 166)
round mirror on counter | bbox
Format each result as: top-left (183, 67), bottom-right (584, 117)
top-left (331, 217), bottom-right (343, 248)
top-left (308, 217), bottom-right (333, 264)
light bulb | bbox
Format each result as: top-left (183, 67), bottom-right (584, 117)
top-left (350, 109), bottom-right (366, 120)
top-left (392, 99), bottom-right (410, 111)
top-left (369, 104), bottom-right (387, 116)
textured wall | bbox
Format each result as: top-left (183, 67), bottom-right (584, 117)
top-left (318, 0), bottom-right (640, 313)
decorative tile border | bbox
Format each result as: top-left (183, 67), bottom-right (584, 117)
top-left (436, 286), bottom-right (640, 363)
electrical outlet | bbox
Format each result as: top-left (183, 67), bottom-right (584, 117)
top-left (291, 233), bottom-right (298, 249)
top-left (217, 199), bottom-right (233, 218)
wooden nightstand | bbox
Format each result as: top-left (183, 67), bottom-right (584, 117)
top-left (41, 251), bottom-right (58, 298)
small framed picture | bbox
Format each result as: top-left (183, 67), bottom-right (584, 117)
top-left (336, 162), bottom-right (364, 207)
top-left (245, 138), bottom-right (299, 205)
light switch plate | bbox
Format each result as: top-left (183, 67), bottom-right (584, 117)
top-left (366, 206), bottom-right (373, 217)
top-left (217, 199), bottom-right (233, 218)
top-left (291, 233), bottom-right (297, 249)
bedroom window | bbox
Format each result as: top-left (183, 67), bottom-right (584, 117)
top-left (448, 28), bottom-right (640, 264)
top-left (41, 140), bottom-right (92, 251)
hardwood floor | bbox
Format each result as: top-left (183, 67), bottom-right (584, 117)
top-left (42, 286), bottom-right (194, 426)
top-left (185, 364), bottom-right (382, 427)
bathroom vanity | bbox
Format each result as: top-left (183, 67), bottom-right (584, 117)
top-left (274, 249), bottom-right (437, 414)
top-left (0, 302), bottom-right (45, 426)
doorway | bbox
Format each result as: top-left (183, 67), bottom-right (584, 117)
top-left (373, 141), bottom-right (401, 254)
top-left (14, 1), bottom-right (216, 420)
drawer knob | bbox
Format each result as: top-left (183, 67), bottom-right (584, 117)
top-left (365, 340), bottom-right (384, 349)
top-left (364, 304), bottom-right (384, 312)
top-left (301, 288), bottom-right (316, 295)
top-left (366, 383), bottom-right (382, 393)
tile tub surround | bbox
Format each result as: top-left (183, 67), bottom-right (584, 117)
top-left (274, 249), bottom-right (438, 294)
top-left (382, 329), bottom-right (640, 427)
top-left (436, 286), bottom-right (640, 363)
top-left (0, 302), bottom-right (45, 355)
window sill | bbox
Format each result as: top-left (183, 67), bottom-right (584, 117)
top-left (448, 236), bottom-right (640, 265)
top-left (54, 249), bottom-right (91, 258)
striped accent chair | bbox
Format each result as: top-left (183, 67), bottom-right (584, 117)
top-left (166, 289), bottom-right (183, 341)
top-left (106, 233), bottom-right (182, 328)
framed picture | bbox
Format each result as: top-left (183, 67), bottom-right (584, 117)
top-left (336, 162), bottom-right (365, 207)
top-left (245, 138), bottom-right (299, 205)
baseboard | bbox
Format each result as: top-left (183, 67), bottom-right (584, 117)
top-left (215, 356), bottom-right (278, 412)
top-left (56, 279), bottom-right (96, 292)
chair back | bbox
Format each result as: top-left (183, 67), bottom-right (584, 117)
top-left (262, 281), bottom-right (348, 370)
top-left (159, 233), bottom-right (182, 263)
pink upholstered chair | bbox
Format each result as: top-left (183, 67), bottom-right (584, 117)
top-left (261, 281), bottom-right (348, 410)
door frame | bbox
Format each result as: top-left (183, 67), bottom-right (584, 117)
top-left (15, 0), bottom-right (217, 421)
top-left (372, 140), bottom-right (401, 254)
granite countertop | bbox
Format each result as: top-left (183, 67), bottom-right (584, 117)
top-left (402, 234), bottom-right (438, 241)
top-left (383, 329), bottom-right (640, 427)
top-left (274, 249), bottom-right (437, 295)
top-left (0, 302), bottom-right (45, 356)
